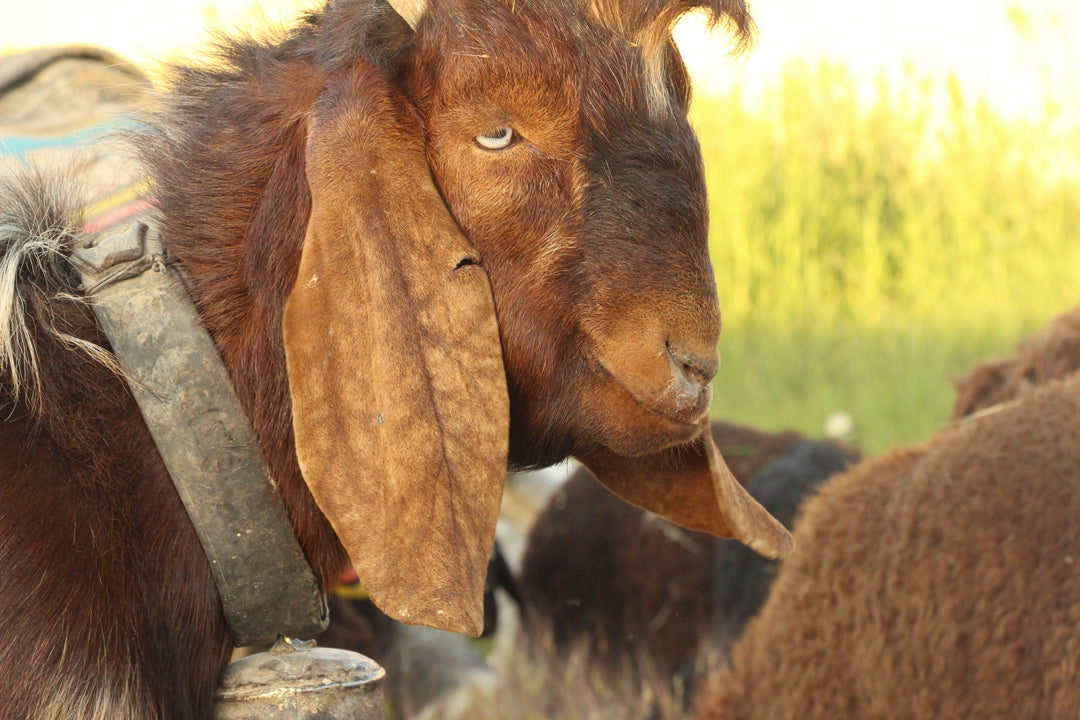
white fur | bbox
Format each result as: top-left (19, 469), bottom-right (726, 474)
top-left (0, 174), bottom-right (120, 409)
top-left (0, 217), bottom-right (66, 401)
top-left (36, 676), bottom-right (156, 720)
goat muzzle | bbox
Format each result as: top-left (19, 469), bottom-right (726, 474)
top-left (658, 340), bottom-right (718, 422)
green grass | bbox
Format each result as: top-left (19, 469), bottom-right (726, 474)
top-left (693, 60), bottom-right (1080, 453)
top-left (709, 325), bottom-right (1020, 453)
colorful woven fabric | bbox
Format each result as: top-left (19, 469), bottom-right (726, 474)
top-left (0, 46), bottom-right (152, 233)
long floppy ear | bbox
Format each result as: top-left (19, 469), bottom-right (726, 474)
top-left (579, 422), bottom-right (794, 559)
top-left (283, 62), bottom-right (509, 637)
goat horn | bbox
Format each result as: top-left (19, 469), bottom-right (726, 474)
top-left (384, 0), bottom-right (426, 29)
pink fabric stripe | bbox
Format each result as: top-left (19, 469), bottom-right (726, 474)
top-left (82, 198), bottom-right (151, 234)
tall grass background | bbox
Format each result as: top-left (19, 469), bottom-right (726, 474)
top-left (693, 60), bottom-right (1080, 453)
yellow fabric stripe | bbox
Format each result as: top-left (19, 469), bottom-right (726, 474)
top-left (83, 178), bottom-right (151, 221)
top-left (331, 581), bottom-right (370, 600)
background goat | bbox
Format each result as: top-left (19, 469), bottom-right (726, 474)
top-left (0, 0), bottom-right (791, 717)
top-left (518, 423), bottom-right (854, 688)
top-left (695, 306), bottom-right (1080, 720)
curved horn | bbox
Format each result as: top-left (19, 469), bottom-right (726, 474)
top-left (384, 0), bottom-right (426, 29)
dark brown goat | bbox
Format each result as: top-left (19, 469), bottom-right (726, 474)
top-left (518, 422), bottom-right (803, 679)
top-left (0, 0), bottom-right (792, 718)
top-left (518, 423), bottom-right (854, 684)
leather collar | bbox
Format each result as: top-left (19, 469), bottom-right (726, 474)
top-left (71, 218), bottom-right (328, 646)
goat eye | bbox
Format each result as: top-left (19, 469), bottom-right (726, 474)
top-left (475, 126), bottom-right (514, 150)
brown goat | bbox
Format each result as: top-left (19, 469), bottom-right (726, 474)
top-left (695, 321), bottom-right (1080, 719)
top-left (0, 1), bottom-right (792, 718)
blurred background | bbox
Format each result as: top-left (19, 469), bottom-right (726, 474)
top-left (2, 0), bottom-right (1077, 453)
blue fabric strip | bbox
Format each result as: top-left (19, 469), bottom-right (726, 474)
top-left (0, 118), bottom-right (136, 159)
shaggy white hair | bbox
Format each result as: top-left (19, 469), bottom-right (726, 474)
top-left (0, 170), bottom-right (109, 411)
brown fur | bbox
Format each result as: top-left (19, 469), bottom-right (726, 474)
top-left (0, 0), bottom-right (758, 716)
top-left (0, 175), bottom-right (230, 720)
top-left (696, 364), bottom-right (1080, 718)
top-left (952, 306), bottom-right (1080, 419)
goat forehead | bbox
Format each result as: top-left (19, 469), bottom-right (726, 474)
top-left (425, 0), bottom-right (683, 113)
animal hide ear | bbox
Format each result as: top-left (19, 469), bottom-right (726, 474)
top-left (283, 63), bottom-right (509, 637)
top-left (579, 422), bottom-right (794, 559)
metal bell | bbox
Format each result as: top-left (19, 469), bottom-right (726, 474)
top-left (214, 637), bottom-right (385, 719)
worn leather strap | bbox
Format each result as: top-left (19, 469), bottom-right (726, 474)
top-left (71, 219), bottom-right (328, 646)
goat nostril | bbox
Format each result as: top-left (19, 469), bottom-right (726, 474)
top-left (680, 361), bottom-right (700, 384)
top-left (665, 341), bottom-right (719, 389)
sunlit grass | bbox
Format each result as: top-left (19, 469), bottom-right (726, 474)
top-left (694, 60), bottom-right (1080, 452)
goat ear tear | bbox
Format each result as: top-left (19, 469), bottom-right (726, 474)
top-left (578, 422), bottom-right (795, 559)
top-left (283, 63), bottom-right (509, 637)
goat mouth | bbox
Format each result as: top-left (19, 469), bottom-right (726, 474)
top-left (642, 381), bottom-right (713, 426)
top-left (591, 349), bottom-right (713, 429)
